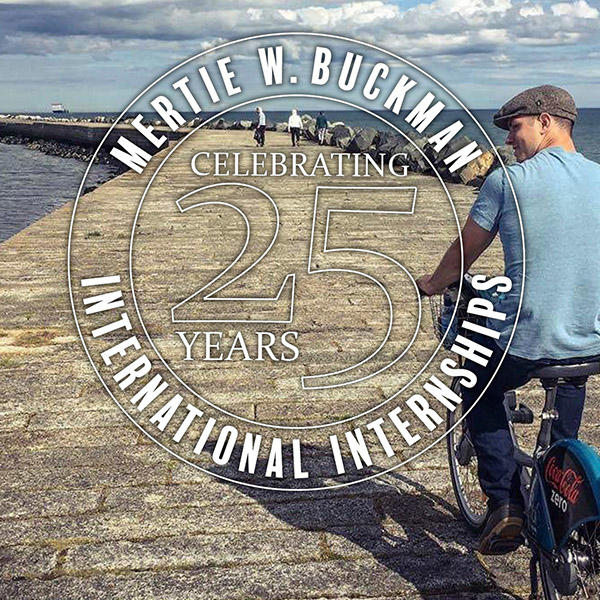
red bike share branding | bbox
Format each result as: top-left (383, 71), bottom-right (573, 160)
top-left (542, 444), bottom-right (597, 545)
top-left (544, 455), bottom-right (584, 506)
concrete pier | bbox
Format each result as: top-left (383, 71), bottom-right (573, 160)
top-left (0, 117), bottom-right (189, 155)
top-left (1, 129), bottom-right (599, 599)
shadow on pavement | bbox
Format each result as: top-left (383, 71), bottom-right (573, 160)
top-left (201, 440), bottom-right (519, 598)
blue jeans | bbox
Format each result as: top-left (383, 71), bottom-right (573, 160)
top-left (461, 332), bottom-right (594, 510)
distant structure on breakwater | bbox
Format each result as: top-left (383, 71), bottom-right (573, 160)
top-left (50, 103), bottom-right (69, 114)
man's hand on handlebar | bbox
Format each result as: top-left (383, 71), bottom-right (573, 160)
top-left (417, 275), bottom-right (435, 297)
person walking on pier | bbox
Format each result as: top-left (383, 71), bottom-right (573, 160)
top-left (254, 106), bottom-right (266, 147)
top-left (316, 111), bottom-right (328, 145)
top-left (288, 109), bottom-right (303, 147)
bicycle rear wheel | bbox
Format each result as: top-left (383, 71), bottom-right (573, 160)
top-left (540, 520), bottom-right (600, 599)
top-left (447, 378), bottom-right (489, 531)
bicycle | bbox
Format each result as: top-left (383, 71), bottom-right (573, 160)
top-left (432, 275), bottom-right (600, 599)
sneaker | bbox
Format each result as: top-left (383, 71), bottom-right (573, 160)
top-left (478, 503), bottom-right (524, 555)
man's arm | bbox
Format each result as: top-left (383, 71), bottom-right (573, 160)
top-left (417, 216), bottom-right (496, 295)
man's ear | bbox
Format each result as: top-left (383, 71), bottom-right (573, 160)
top-left (539, 112), bottom-right (552, 132)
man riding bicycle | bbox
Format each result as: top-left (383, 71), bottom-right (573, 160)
top-left (417, 85), bottom-right (600, 555)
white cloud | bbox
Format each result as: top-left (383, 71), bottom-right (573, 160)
top-left (253, 1), bottom-right (399, 28)
top-left (423, 0), bottom-right (512, 18)
top-left (551, 0), bottom-right (599, 18)
top-left (477, 28), bottom-right (510, 43)
top-left (0, 0), bottom-right (152, 3)
top-left (0, 0), bottom-right (598, 63)
top-left (0, 33), bottom-right (119, 55)
top-left (519, 4), bottom-right (544, 17)
top-left (1, 0), bottom-right (599, 110)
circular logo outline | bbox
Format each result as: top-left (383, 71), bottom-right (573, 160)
top-left (68, 32), bottom-right (526, 491)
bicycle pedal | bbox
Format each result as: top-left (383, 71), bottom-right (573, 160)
top-left (504, 390), bottom-right (517, 411)
top-left (456, 438), bottom-right (475, 466)
top-left (509, 403), bottom-right (534, 425)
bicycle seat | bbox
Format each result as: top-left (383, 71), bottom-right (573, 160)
top-left (531, 361), bottom-right (600, 380)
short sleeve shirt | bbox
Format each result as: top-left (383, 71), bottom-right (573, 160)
top-left (469, 147), bottom-right (600, 360)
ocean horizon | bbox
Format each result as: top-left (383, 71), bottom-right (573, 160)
top-left (6, 108), bottom-right (600, 164)
top-left (2, 108), bottom-right (600, 243)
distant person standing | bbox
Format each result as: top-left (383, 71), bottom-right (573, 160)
top-left (255, 106), bottom-right (266, 147)
top-left (288, 109), bottom-right (303, 147)
top-left (316, 111), bottom-right (328, 145)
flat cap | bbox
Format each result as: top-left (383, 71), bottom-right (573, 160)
top-left (493, 85), bottom-right (577, 130)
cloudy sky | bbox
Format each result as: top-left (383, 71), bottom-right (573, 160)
top-left (0, 0), bottom-right (598, 112)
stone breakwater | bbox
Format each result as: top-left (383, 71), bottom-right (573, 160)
top-left (0, 114), bottom-right (516, 186)
top-left (0, 134), bottom-right (119, 166)
top-left (0, 115), bottom-right (188, 173)
top-left (198, 114), bottom-right (516, 188)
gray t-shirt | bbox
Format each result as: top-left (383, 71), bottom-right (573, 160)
top-left (470, 146), bottom-right (600, 360)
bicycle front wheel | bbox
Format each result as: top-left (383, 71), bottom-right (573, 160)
top-left (447, 378), bottom-right (489, 531)
top-left (540, 520), bottom-right (600, 599)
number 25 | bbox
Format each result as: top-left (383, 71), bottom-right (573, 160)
top-left (170, 184), bottom-right (421, 389)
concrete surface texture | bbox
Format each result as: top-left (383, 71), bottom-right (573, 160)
top-left (1, 129), bottom-right (599, 599)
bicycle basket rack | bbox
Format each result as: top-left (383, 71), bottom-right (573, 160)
top-left (430, 274), bottom-right (478, 350)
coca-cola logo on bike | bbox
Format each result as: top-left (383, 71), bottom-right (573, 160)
top-left (544, 456), bottom-right (584, 505)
